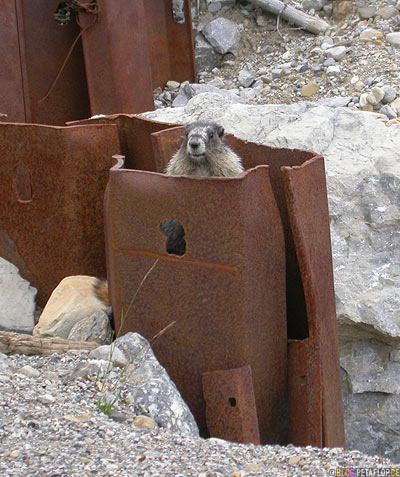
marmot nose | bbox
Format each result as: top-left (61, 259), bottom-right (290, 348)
top-left (190, 141), bottom-right (199, 149)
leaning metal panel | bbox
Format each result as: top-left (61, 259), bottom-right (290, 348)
top-left (0, 122), bottom-right (120, 306)
top-left (105, 159), bottom-right (287, 444)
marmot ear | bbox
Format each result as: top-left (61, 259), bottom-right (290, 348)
top-left (217, 125), bottom-right (224, 138)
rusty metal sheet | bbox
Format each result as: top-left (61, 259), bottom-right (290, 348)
top-left (105, 159), bottom-right (287, 444)
top-left (0, 122), bottom-right (120, 306)
top-left (78, 0), bottom-right (195, 116)
top-left (68, 115), bottom-right (180, 171)
top-left (12, 0), bottom-right (91, 125)
top-left (202, 366), bottom-right (261, 445)
top-left (282, 157), bottom-right (345, 448)
top-left (0, 0), bottom-right (26, 122)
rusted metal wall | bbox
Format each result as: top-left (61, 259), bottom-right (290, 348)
top-left (1, 0), bottom-right (91, 124)
top-left (0, 122), bottom-right (120, 306)
top-left (105, 158), bottom-right (287, 444)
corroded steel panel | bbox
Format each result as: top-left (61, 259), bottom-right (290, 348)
top-left (79, 0), bottom-right (195, 115)
top-left (202, 366), bottom-right (261, 445)
top-left (68, 115), bottom-right (179, 171)
top-left (0, 122), bottom-right (120, 306)
top-left (282, 157), bottom-right (345, 448)
top-left (105, 160), bottom-right (287, 444)
top-left (15, 0), bottom-right (90, 124)
top-left (0, 0), bottom-right (25, 121)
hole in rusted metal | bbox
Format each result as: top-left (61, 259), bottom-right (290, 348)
top-left (13, 164), bottom-right (33, 203)
top-left (229, 397), bottom-right (237, 407)
top-left (160, 219), bottom-right (186, 256)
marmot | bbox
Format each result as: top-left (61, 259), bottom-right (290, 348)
top-left (95, 122), bottom-right (244, 305)
top-left (165, 121), bottom-right (244, 177)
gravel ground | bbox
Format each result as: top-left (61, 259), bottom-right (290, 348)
top-left (0, 352), bottom-right (397, 476)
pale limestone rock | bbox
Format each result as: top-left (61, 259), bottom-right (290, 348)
top-left (0, 257), bottom-right (36, 333)
top-left (33, 276), bottom-right (108, 339)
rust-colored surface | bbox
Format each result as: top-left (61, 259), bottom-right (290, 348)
top-left (0, 122), bottom-right (120, 306)
top-left (202, 366), bottom-right (261, 445)
top-left (79, 0), bottom-right (195, 115)
top-left (283, 157), bottom-right (345, 448)
top-left (68, 115), bottom-right (180, 171)
top-left (0, 0), bottom-right (25, 122)
top-left (105, 160), bottom-right (287, 444)
top-left (2, 0), bottom-right (91, 125)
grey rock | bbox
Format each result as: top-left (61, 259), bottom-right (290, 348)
top-left (208, 77), bottom-right (225, 88)
top-left (194, 33), bottom-right (221, 73)
top-left (379, 105), bottom-right (397, 120)
top-left (382, 86), bottom-right (397, 104)
top-left (18, 365), bottom-right (40, 379)
top-left (326, 46), bottom-right (347, 61)
top-left (302, 0), bottom-right (323, 11)
top-left (67, 310), bottom-right (113, 345)
top-left (323, 5), bottom-right (333, 16)
top-left (323, 57), bottom-right (336, 67)
top-left (0, 352), bottom-right (9, 374)
top-left (377, 5), bottom-right (399, 19)
top-left (386, 32), bottom-right (400, 48)
top-left (166, 81), bottom-right (180, 90)
top-left (114, 333), bottom-right (199, 437)
top-left (206, 0), bottom-right (235, 12)
top-left (238, 66), bottom-right (256, 87)
top-left (390, 97), bottom-right (400, 114)
top-left (172, 0), bottom-right (185, 24)
top-left (367, 86), bottom-right (385, 105)
top-left (38, 393), bottom-right (56, 405)
top-left (358, 6), bottom-right (377, 19)
top-left (172, 81), bottom-right (241, 108)
top-left (202, 18), bottom-right (241, 55)
top-left (89, 344), bottom-right (129, 368)
top-left (326, 65), bottom-right (341, 76)
top-left (317, 97), bottom-right (352, 108)
top-left (0, 258), bottom-right (36, 333)
top-left (271, 68), bottom-right (283, 79)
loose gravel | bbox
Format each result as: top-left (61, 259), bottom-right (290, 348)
top-left (0, 352), bottom-right (397, 476)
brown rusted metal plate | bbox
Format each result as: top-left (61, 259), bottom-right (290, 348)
top-left (68, 115), bottom-right (181, 171)
top-left (282, 157), bottom-right (345, 448)
top-left (105, 160), bottom-right (287, 444)
top-left (145, 0), bottom-right (195, 88)
top-left (0, 122), bottom-right (120, 306)
top-left (0, 0), bottom-right (26, 122)
top-left (12, 0), bottom-right (91, 125)
top-left (202, 366), bottom-right (261, 445)
top-left (78, 0), bottom-right (195, 115)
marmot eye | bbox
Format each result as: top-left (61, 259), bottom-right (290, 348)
top-left (209, 132), bottom-right (214, 138)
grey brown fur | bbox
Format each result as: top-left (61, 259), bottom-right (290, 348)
top-left (165, 122), bottom-right (244, 177)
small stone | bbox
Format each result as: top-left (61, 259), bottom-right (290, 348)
top-left (326, 65), bottom-right (341, 76)
top-left (361, 104), bottom-right (374, 112)
top-left (359, 28), bottom-right (383, 42)
top-left (354, 81), bottom-right (365, 92)
top-left (245, 463), bottom-right (263, 472)
top-left (326, 46), bottom-right (347, 61)
top-left (288, 455), bottom-right (306, 466)
top-left (18, 365), bottom-right (40, 378)
top-left (332, 1), bottom-right (354, 21)
top-left (376, 6), bottom-right (398, 19)
top-left (324, 57), bottom-right (336, 67)
top-left (382, 86), bottom-right (397, 104)
top-left (271, 68), bottom-right (283, 79)
top-left (386, 32), bottom-right (400, 48)
top-left (379, 105), bottom-right (397, 120)
top-left (359, 93), bottom-right (369, 107)
top-left (133, 415), bottom-right (157, 431)
top-left (367, 86), bottom-right (384, 105)
top-left (390, 350), bottom-right (400, 362)
top-left (301, 81), bottom-right (319, 97)
top-left (165, 81), bottom-right (180, 90)
top-left (358, 6), bottom-right (377, 19)
top-left (321, 37), bottom-right (334, 50)
top-left (302, 0), bottom-right (323, 11)
top-left (390, 97), bottom-right (400, 114)
top-left (238, 66), bottom-right (256, 87)
top-left (350, 75), bottom-right (360, 85)
top-left (38, 393), bottom-right (56, 405)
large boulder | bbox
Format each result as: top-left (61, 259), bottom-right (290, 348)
top-left (0, 257), bottom-right (37, 333)
top-left (143, 94), bottom-right (400, 459)
top-left (33, 275), bottom-right (112, 343)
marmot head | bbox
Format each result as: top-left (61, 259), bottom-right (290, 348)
top-left (183, 122), bottom-right (225, 161)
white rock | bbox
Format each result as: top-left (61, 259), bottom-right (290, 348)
top-left (326, 46), bottom-right (347, 61)
top-left (390, 97), bottom-right (400, 114)
top-left (18, 365), bottom-right (40, 378)
top-left (386, 32), bottom-right (400, 48)
top-left (367, 87), bottom-right (385, 105)
top-left (326, 65), bottom-right (341, 76)
top-left (0, 258), bottom-right (36, 333)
